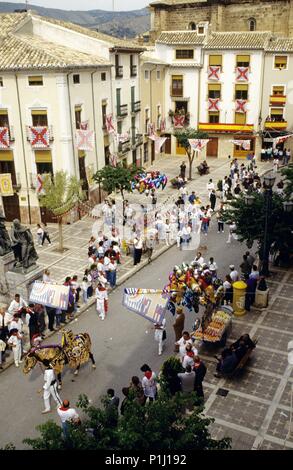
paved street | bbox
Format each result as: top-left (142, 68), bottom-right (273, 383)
top-left (1, 214), bottom-right (292, 450)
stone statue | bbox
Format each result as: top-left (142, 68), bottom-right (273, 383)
top-left (0, 212), bottom-right (12, 256)
top-left (10, 219), bottom-right (38, 270)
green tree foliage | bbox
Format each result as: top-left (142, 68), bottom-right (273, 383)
top-left (23, 390), bottom-right (231, 451)
top-left (93, 164), bottom-right (143, 201)
top-left (281, 164), bottom-right (293, 198)
top-left (39, 171), bottom-right (85, 251)
top-left (173, 128), bottom-right (209, 180)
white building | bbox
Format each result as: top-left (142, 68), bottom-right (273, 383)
top-left (0, 11), bottom-right (144, 224)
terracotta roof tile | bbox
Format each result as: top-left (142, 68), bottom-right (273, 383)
top-left (204, 32), bottom-right (271, 50)
top-left (266, 37), bottom-right (293, 52)
top-left (157, 31), bottom-right (205, 45)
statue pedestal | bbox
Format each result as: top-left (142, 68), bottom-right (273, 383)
top-left (0, 252), bottom-right (16, 304)
top-left (6, 265), bottom-right (44, 303)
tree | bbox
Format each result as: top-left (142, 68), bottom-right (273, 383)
top-left (222, 191), bottom-right (293, 268)
top-left (39, 171), bottom-right (85, 252)
top-left (173, 128), bottom-right (209, 180)
top-left (23, 391), bottom-right (231, 451)
top-left (93, 164), bottom-right (142, 202)
top-left (280, 164), bottom-right (293, 198)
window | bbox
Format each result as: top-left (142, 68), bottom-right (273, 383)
top-left (73, 74), bottom-right (80, 84)
top-left (144, 70), bottom-right (149, 80)
top-left (272, 85), bottom-right (285, 96)
top-left (270, 108), bottom-right (285, 122)
top-left (145, 108), bottom-right (150, 134)
top-left (156, 70), bottom-right (161, 80)
top-left (235, 112), bottom-right (246, 125)
top-left (274, 56), bottom-right (288, 69)
top-left (189, 22), bottom-right (196, 30)
top-left (115, 54), bottom-right (123, 78)
top-left (0, 77), bottom-right (3, 87)
top-left (102, 103), bottom-right (107, 128)
top-left (157, 104), bottom-right (161, 128)
top-left (176, 49), bottom-right (194, 60)
top-left (248, 18), bottom-right (256, 31)
top-left (175, 101), bottom-right (188, 115)
top-left (28, 76), bottom-right (43, 86)
top-left (143, 142), bottom-right (148, 163)
top-left (171, 75), bottom-right (183, 97)
top-left (117, 121), bottom-right (122, 134)
top-left (130, 55), bottom-right (137, 77)
top-left (35, 150), bottom-right (53, 176)
top-left (198, 26), bottom-right (205, 35)
top-left (208, 84), bottom-right (221, 99)
top-left (0, 109), bottom-right (9, 127)
top-left (236, 55), bottom-right (250, 67)
top-left (116, 88), bottom-right (121, 111)
top-left (235, 84), bottom-right (248, 100)
top-left (31, 110), bottom-right (48, 126)
top-left (209, 55), bottom-right (222, 66)
top-left (74, 106), bottom-right (82, 129)
top-left (101, 72), bottom-right (107, 81)
top-left (209, 112), bottom-right (220, 123)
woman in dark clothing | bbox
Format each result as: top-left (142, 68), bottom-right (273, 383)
top-left (28, 308), bottom-right (40, 343)
top-left (193, 356), bottom-right (207, 399)
top-left (120, 387), bottom-right (131, 416)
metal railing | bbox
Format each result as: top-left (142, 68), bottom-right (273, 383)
top-left (118, 140), bottom-right (131, 155)
top-left (117, 104), bottom-right (128, 117)
top-left (131, 100), bottom-right (141, 113)
top-left (130, 65), bottom-right (137, 77)
top-left (115, 66), bottom-right (123, 78)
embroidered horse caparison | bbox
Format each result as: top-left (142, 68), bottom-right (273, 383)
top-left (23, 330), bottom-right (96, 385)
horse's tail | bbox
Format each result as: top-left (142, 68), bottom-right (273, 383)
top-left (82, 333), bottom-right (92, 351)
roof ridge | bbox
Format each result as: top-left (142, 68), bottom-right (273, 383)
top-left (13, 34), bottom-right (68, 67)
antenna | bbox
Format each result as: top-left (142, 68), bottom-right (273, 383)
top-left (25, 0), bottom-right (29, 8)
top-left (112, 0), bottom-right (115, 12)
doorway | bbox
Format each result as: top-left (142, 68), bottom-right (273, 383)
top-left (206, 138), bottom-right (218, 157)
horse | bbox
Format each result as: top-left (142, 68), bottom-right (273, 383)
top-left (23, 330), bottom-right (96, 388)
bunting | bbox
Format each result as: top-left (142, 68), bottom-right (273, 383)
top-left (236, 67), bottom-right (249, 82)
top-left (229, 139), bottom-right (251, 150)
top-left (0, 127), bottom-right (9, 149)
top-left (155, 136), bottom-right (167, 154)
top-left (29, 126), bottom-right (50, 149)
top-left (106, 115), bottom-right (116, 134)
top-left (75, 129), bottom-right (95, 151)
top-left (188, 139), bottom-right (210, 152)
top-left (173, 115), bottom-right (185, 128)
top-left (208, 66), bottom-right (221, 81)
top-left (235, 99), bottom-right (247, 113)
top-left (208, 98), bottom-right (220, 111)
top-left (272, 134), bottom-right (293, 148)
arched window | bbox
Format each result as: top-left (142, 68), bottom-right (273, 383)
top-left (189, 22), bottom-right (196, 31)
top-left (248, 18), bottom-right (256, 31)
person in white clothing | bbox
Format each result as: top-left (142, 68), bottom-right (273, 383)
top-left (42, 361), bottom-right (62, 413)
top-left (95, 283), bottom-right (108, 320)
top-left (153, 318), bottom-right (166, 356)
top-left (194, 252), bottom-right (204, 266)
top-left (165, 220), bottom-right (171, 246)
top-left (142, 369), bottom-right (157, 401)
top-left (7, 329), bottom-right (23, 367)
top-left (182, 343), bottom-right (198, 369)
top-left (42, 269), bottom-right (51, 283)
top-left (8, 314), bottom-right (23, 333)
top-left (8, 294), bottom-right (28, 316)
top-left (207, 179), bottom-right (215, 197)
top-left (57, 399), bottom-right (80, 437)
top-left (176, 332), bottom-right (194, 361)
top-left (229, 265), bottom-right (239, 283)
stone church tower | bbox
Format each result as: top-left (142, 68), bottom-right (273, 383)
top-left (149, 0), bottom-right (293, 39)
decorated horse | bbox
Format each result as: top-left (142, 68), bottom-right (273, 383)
top-left (23, 330), bottom-right (96, 388)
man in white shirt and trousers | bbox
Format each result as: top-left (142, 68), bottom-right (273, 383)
top-left (42, 360), bottom-right (62, 413)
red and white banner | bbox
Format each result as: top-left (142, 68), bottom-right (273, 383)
top-left (229, 140), bottom-right (251, 150)
top-left (173, 115), bottom-right (185, 128)
top-left (235, 99), bottom-right (247, 113)
top-left (236, 67), bottom-right (249, 82)
top-left (188, 139), bottom-right (210, 152)
top-left (29, 126), bottom-right (50, 148)
top-left (208, 98), bottom-right (220, 111)
top-left (148, 123), bottom-right (156, 137)
top-left (80, 121), bottom-right (88, 130)
top-left (0, 127), bottom-right (9, 149)
top-left (160, 118), bottom-right (166, 132)
top-left (106, 115), bottom-right (116, 134)
top-left (117, 132), bottom-right (130, 143)
top-left (208, 66), bottom-right (221, 81)
top-left (155, 136), bottom-right (167, 154)
top-left (75, 129), bottom-right (95, 151)
top-left (36, 174), bottom-right (43, 193)
top-left (272, 134), bottom-right (293, 148)
top-left (109, 154), bottom-right (117, 167)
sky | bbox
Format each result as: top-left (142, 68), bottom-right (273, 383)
top-left (3, 0), bottom-right (150, 11)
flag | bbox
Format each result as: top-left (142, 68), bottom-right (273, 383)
top-left (229, 139), bottom-right (251, 150)
top-left (173, 115), bottom-right (185, 128)
top-left (155, 136), bottom-right (167, 154)
top-left (0, 127), bottom-right (9, 149)
top-left (160, 118), bottom-right (166, 132)
top-left (117, 132), bottom-right (130, 143)
top-left (236, 67), bottom-right (249, 82)
top-left (106, 115), bottom-right (115, 134)
top-left (80, 121), bottom-right (88, 130)
top-left (29, 126), bottom-right (50, 148)
top-left (76, 129), bottom-right (95, 151)
top-left (109, 154), bottom-right (117, 167)
top-left (36, 174), bottom-right (44, 194)
top-left (272, 134), bottom-right (293, 148)
top-left (188, 139), bottom-right (210, 152)
top-left (208, 66), bottom-right (221, 81)
top-left (148, 123), bottom-right (156, 138)
top-left (208, 98), bottom-right (220, 111)
top-left (235, 99), bottom-right (247, 113)
top-left (123, 288), bottom-right (168, 324)
top-left (0, 173), bottom-right (13, 196)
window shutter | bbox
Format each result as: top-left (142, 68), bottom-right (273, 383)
top-left (209, 55), bottom-right (222, 66)
top-left (35, 150), bottom-right (52, 163)
top-left (208, 84), bottom-right (221, 91)
top-left (31, 109), bottom-right (48, 116)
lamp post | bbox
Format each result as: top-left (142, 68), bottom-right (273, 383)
top-left (261, 173), bottom-right (276, 276)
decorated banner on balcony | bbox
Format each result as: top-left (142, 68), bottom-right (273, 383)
top-left (106, 115), bottom-right (116, 134)
top-left (123, 288), bottom-right (167, 324)
top-left (0, 173), bottom-right (13, 196)
top-left (208, 66), bottom-right (221, 81)
top-left (229, 139), bottom-right (251, 150)
top-left (188, 139), bottom-right (210, 152)
top-left (29, 126), bottom-right (50, 149)
top-left (30, 281), bottom-right (70, 310)
top-left (208, 98), bottom-right (220, 111)
top-left (235, 99), bottom-right (247, 113)
top-left (80, 121), bottom-right (88, 130)
top-left (160, 118), bottom-right (166, 132)
top-left (117, 132), bottom-right (130, 143)
top-left (0, 127), bottom-right (9, 149)
top-left (173, 114), bottom-right (185, 128)
top-left (76, 129), bottom-right (95, 151)
top-left (155, 136), bottom-right (167, 154)
top-left (36, 174), bottom-right (44, 194)
top-left (109, 154), bottom-right (117, 167)
top-left (148, 123), bottom-right (156, 138)
top-left (272, 133), bottom-right (293, 148)
top-left (236, 67), bottom-right (249, 82)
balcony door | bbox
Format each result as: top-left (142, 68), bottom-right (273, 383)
top-left (206, 138), bottom-right (218, 157)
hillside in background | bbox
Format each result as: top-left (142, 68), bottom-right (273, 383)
top-left (0, 2), bottom-right (150, 37)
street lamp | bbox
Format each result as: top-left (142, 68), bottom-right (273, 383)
top-left (263, 173), bottom-right (276, 189)
top-left (283, 201), bottom-right (293, 213)
top-left (262, 173), bottom-right (276, 276)
top-left (244, 194), bottom-right (255, 206)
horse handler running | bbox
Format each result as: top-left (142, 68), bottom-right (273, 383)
top-left (42, 359), bottom-right (62, 414)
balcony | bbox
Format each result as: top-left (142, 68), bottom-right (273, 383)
top-left (269, 95), bottom-right (286, 106)
top-left (264, 120), bottom-right (288, 130)
top-left (115, 66), bottom-right (123, 78)
top-left (0, 126), bottom-right (14, 147)
top-left (170, 87), bottom-right (183, 97)
top-left (117, 104), bottom-right (128, 118)
top-left (26, 125), bottom-right (54, 147)
top-left (131, 133), bottom-right (143, 148)
top-left (198, 123), bottom-right (254, 133)
top-left (118, 140), bottom-right (131, 155)
top-left (131, 100), bottom-right (141, 113)
top-left (130, 65), bottom-right (137, 77)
